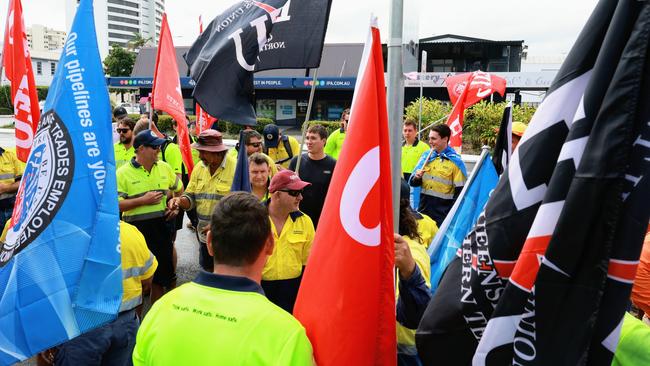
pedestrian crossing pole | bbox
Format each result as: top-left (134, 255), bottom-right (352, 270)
top-left (387, 0), bottom-right (404, 232)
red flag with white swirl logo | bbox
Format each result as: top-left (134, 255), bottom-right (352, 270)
top-left (293, 17), bottom-right (395, 366)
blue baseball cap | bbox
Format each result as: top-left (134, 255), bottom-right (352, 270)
top-left (263, 124), bottom-right (280, 148)
top-left (133, 129), bottom-right (166, 148)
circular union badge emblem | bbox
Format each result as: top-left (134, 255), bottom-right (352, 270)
top-left (0, 111), bottom-right (74, 266)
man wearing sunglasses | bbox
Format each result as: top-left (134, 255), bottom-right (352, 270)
top-left (262, 170), bottom-right (315, 313)
top-left (230, 130), bottom-right (277, 177)
top-left (117, 129), bottom-right (184, 305)
top-left (114, 118), bottom-right (136, 169)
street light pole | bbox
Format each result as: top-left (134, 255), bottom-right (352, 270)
top-left (387, 0), bottom-right (404, 231)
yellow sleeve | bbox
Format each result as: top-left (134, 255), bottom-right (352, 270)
top-left (408, 239), bottom-right (431, 288)
top-left (168, 164), bottom-right (183, 193)
top-left (452, 164), bottom-right (466, 187)
top-left (288, 136), bottom-right (301, 156)
top-left (116, 168), bottom-right (128, 200)
top-left (121, 222), bottom-right (158, 281)
top-left (302, 215), bottom-right (315, 266)
top-left (324, 130), bottom-right (338, 156)
top-left (185, 166), bottom-right (198, 195)
top-left (11, 152), bottom-right (24, 178)
top-left (276, 327), bottom-right (314, 366)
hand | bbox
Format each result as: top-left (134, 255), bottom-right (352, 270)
top-left (414, 169), bottom-right (424, 179)
top-left (275, 164), bottom-right (285, 171)
top-left (164, 207), bottom-right (179, 220)
top-left (394, 233), bottom-right (416, 279)
top-left (0, 183), bottom-right (8, 194)
top-left (140, 191), bottom-right (163, 205)
top-left (168, 197), bottom-right (181, 210)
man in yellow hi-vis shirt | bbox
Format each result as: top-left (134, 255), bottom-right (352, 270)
top-left (262, 170), bottom-right (314, 313)
top-left (168, 129), bottom-right (236, 272)
top-left (134, 192), bottom-right (313, 365)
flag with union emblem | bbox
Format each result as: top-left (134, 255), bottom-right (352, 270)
top-left (293, 17), bottom-right (395, 365)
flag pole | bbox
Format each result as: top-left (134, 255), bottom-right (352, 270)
top-left (295, 68), bottom-right (319, 175)
top-left (418, 114), bottom-right (449, 135)
top-left (387, 0), bottom-right (404, 232)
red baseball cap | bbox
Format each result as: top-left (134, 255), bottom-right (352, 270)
top-left (269, 170), bottom-right (311, 193)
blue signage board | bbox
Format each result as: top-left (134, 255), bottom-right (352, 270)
top-left (107, 77), bottom-right (196, 88)
top-left (254, 77), bottom-right (294, 89)
top-left (293, 77), bottom-right (356, 89)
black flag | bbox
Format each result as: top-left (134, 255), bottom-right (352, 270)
top-left (415, 1), bottom-right (619, 365)
top-left (473, 0), bottom-right (649, 364)
top-left (184, 0), bottom-right (332, 125)
top-left (492, 101), bottom-right (512, 175)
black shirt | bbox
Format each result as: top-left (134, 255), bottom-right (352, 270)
top-left (288, 153), bottom-right (336, 228)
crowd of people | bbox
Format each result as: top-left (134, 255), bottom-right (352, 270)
top-left (7, 106), bottom-right (647, 365)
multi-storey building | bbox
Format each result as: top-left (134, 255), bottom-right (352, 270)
top-left (26, 25), bottom-right (67, 52)
top-left (64, 0), bottom-right (164, 60)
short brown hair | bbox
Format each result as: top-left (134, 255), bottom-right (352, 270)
top-left (210, 192), bottom-right (270, 266)
top-left (118, 117), bottom-right (136, 131)
top-left (307, 124), bottom-right (328, 139)
top-left (403, 118), bottom-right (417, 129)
top-left (248, 152), bottom-right (269, 167)
top-left (430, 124), bottom-right (451, 140)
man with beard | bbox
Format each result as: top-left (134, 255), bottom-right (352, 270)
top-left (114, 117), bottom-right (136, 169)
top-left (168, 129), bottom-right (236, 272)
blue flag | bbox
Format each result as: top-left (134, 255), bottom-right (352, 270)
top-left (230, 131), bottom-right (251, 192)
top-left (0, 1), bottom-right (121, 363)
top-left (427, 150), bottom-right (498, 294)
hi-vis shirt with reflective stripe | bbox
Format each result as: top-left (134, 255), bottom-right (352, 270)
top-left (119, 221), bottom-right (157, 312)
top-left (117, 158), bottom-right (182, 222)
top-left (263, 210), bottom-right (315, 281)
top-left (0, 148), bottom-right (23, 202)
top-left (183, 154), bottom-right (236, 242)
top-left (420, 157), bottom-right (466, 199)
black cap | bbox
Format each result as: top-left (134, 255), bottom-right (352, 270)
top-left (133, 129), bottom-right (166, 148)
top-left (113, 106), bottom-right (128, 119)
top-left (263, 124), bottom-right (280, 148)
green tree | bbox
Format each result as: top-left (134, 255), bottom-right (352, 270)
top-left (103, 44), bottom-right (136, 76)
top-left (127, 32), bottom-right (152, 52)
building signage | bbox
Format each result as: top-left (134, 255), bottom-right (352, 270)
top-left (403, 72), bottom-right (556, 89)
top-left (254, 78), bottom-right (293, 88)
top-left (293, 77), bottom-right (356, 89)
top-left (107, 77), bottom-right (196, 88)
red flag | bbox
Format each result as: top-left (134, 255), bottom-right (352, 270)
top-left (151, 13), bottom-right (194, 174)
top-left (195, 106), bottom-right (217, 134)
top-left (293, 18), bottom-right (396, 366)
top-left (2, 0), bottom-right (40, 162)
top-left (445, 71), bottom-right (506, 149)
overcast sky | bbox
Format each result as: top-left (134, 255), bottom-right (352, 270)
top-left (1, 0), bottom-right (598, 57)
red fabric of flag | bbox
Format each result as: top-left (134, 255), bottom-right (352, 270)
top-left (2, 0), bottom-right (40, 162)
top-left (152, 13), bottom-right (194, 175)
top-left (293, 19), bottom-right (396, 366)
top-left (445, 72), bottom-right (475, 149)
top-left (195, 105), bottom-right (217, 134)
top-left (446, 71), bottom-right (507, 108)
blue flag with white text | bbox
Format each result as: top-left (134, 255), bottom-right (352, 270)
top-left (427, 151), bottom-right (498, 294)
top-left (231, 131), bottom-right (251, 192)
top-left (0, 1), bottom-right (121, 363)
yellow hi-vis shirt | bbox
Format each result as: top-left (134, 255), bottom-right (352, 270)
top-left (263, 210), bottom-right (314, 281)
top-left (183, 154), bottom-right (236, 243)
top-left (133, 271), bottom-right (313, 366)
top-left (396, 237), bottom-right (431, 352)
top-left (114, 142), bottom-right (135, 170)
top-left (401, 139), bottom-right (429, 174)
top-left (117, 158), bottom-right (182, 222)
top-left (324, 128), bottom-right (345, 160)
top-left (416, 212), bottom-right (439, 248)
top-left (159, 141), bottom-right (182, 175)
top-left (119, 221), bottom-right (157, 312)
top-left (266, 135), bottom-right (300, 169)
top-left (420, 156), bottom-right (466, 200)
top-left (0, 148), bottom-right (22, 203)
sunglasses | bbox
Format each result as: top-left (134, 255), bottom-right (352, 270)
top-left (116, 128), bottom-right (130, 133)
top-left (247, 142), bottom-right (262, 148)
top-left (280, 189), bottom-right (303, 197)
